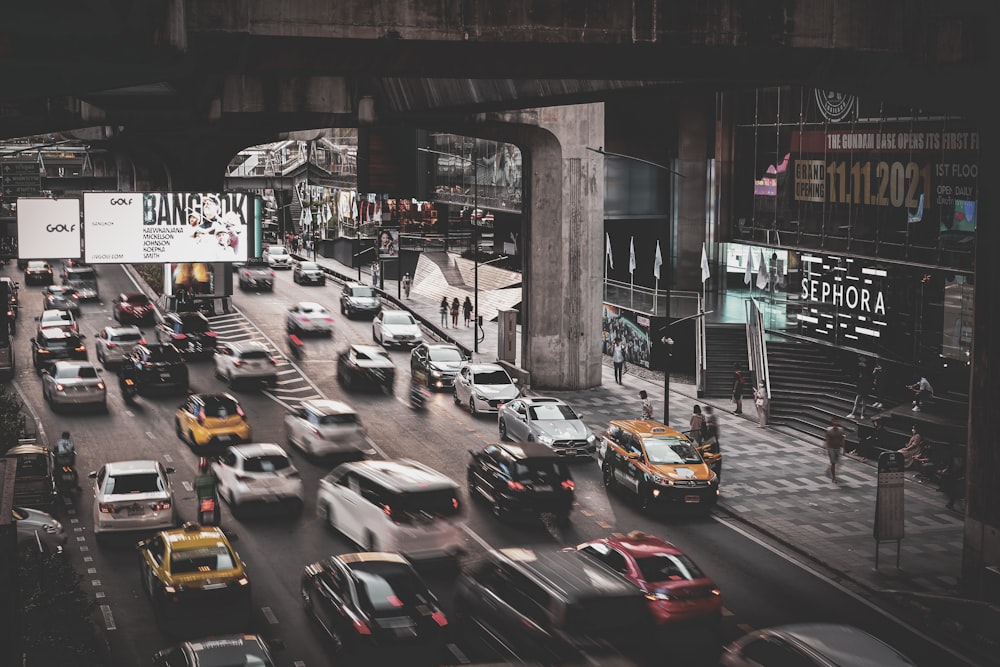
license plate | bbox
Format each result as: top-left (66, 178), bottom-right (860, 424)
top-left (128, 506), bottom-right (144, 516)
top-left (564, 449), bottom-right (578, 456)
top-left (160, 373), bottom-right (171, 379)
top-left (685, 495), bottom-right (701, 503)
top-left (532, 484), bottom-right (551, 492)
top-left (216, 434), bottom-right (231, 443)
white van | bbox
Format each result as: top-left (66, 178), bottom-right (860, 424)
top-left (316, 459), bottom-right (466, 560)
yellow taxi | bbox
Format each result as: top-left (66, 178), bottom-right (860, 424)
top-left (597, 420), bottom-right (719, 511)
top-left (174, 393), bottom-right (252, 451)
top-left (137, 522), bottom-right (252, 628)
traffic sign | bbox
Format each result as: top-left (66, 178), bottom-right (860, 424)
top-left (1, 161), bottom-right (42, 198)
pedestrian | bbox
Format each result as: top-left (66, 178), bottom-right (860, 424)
top-left (451, 297), bottom-right (460, 327)
top-left (846, 358), bottom-right (870, 420)
top-left (439, 297), bottom-right (449, 328)
top-left (824, 417), bottom-right (846, 483)
top-left (732, 364), bottom-right (745, 415)
top-left (870, 361), bottom-right (885, 409)
top-left (463, 296), bottom-right (473, 327)
top-left (907, 373), bottom-right (933, 412)
top-left (371, 262), bottom-right (380, 288)
top-left (852, 416), bottom-right (887, 461)
top-left (703, 405), bottom-right (719, 454)
top-left (639, 390), bottom-right (653, 420)
top-left (402, 272), bottom-right (412, 298)
top-left (612, 339), bottom-right (626, 384)
top-left (689, 405), bottom-right (705, 444)
top-left (899, 424), bottom-right (925, 469)
top-left (753, 385), bottom-right (768, 427)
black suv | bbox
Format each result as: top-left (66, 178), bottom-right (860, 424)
top-left (454, 546), bottom-right (655, 665)
top-left (118, 343), bottom-right (189, 395)
top-left (339, 282), bottom-right (381, 319)
top-left (31, 328), bottom-right (87, 374)
top-left (156, 311), bottom-right (218, 359)
top-left (466, 441), bottom-right (575, 525)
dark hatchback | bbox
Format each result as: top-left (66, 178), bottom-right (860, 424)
top-left (157, 311), bottom-right (218, 360)
top-left (238, 266), bottom-right (275, 291)
top-left (153, 634), bottom-right (276, 667)
top-left (336, 344), bottom-right (395, 393)
top-left (31, 328), bottom-right (87, 374)
top-left (113, 292), bottom-right (155, 324)
top-left (41, 285), bottom-right (81, 316)
top-left (119, 343), bottom-right (189, 395)
top-left (466, 441), bottom-right (575, 525)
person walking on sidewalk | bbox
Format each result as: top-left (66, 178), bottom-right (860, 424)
top-left (402, 273), bottom-right (412, 299)
top-left (846, 358), bottom-right (870, 420)
top-left (612, 340), bottom-right (626, 384)
top-left (450, 297), bottom-right (461, 327)
top-left (870, 360), bottom-right (885, 409)
top-left (639, 390), bottom-right (654, 420)
top-left (371, 262), bottom-right (380, 288)
top-left (703, 405), bottom-right (719, 453)
top-left (439, 297), bottom-right (449, 328)
top-left (689, 405), bottom-right (705, 444)
top-left (732, 364), bottom-right (745, 415)
top-left (463, 296), bottom-right (473, 327)
top-left (824, 417), bottom-right (846, 483)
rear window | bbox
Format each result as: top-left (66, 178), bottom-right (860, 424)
top-left (55, 365), bottom-right (97, 379)
top-left (393, 489), bottom-right (461, 521)
top-left (107, 472), bottom-right (161, 494)
top-left (111, 332), bottom-right (142, 343)
top-left (319, 413), bottom-right (357, 425)
top-left (243, 455), bottom-right (291, 473)
top-left (352, 562), bottom-right (435, 613)
top-left (238, 349), bottom-right (270, 360)
top-left (513, 460), bottom-right (570, 483)
top-left (634, 553), bottom-right (705, 583)
top-left (144, 346), bottom-right (183, 362)
top-left (200, 396), bottom-right (240, 416)
top-left (171, 546), bottom-right (235, 574)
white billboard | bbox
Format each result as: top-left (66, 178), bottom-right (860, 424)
top-left (16, 198), bottom-right (82, 259)
top-left (84, 192), bottom-right (252, 263)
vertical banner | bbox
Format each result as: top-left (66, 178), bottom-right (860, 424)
top-left (874, 451), bottom-right (905, 541)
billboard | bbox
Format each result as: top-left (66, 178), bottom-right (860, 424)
top-left (16, 197), bottom-right (82, 259)
top-left (376, 228), bottom-right (399, 258)
top-left (84, 192), bottom-right (254, 263)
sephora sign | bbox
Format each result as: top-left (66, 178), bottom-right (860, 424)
top-left (797, 253), bottom-right (888, 344)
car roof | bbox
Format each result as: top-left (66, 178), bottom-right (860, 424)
top-left (493, 441), bottom-right (565, 462)
top-left (301, 399), bottom-right (357, 416)
top-left (350, 343), bottom-right (389, 355)
top-left (162, 523), bottom-right (230, 549)
top-left (295, 301), bottom-right (326, 309)
top-left (520, 396), bottom-right (567, 407)
top-left (26, 260), bottom-right (49, 266)
top-left (225, 340), bottom-right (269, 353)
top-left (51, 360), bottom-right (96, 371)
top-left (337, 551), bottom-right (410, 566)
top-left (608, 419), bottom-right (685, 439)
top-left (104, 460), bottom-right (161, 474)
top-left (338, 459), bottom-right (457, 492)
top-left (226, 443), bottom-right (288, 459)
top-left (39, 327), bottom-right (79, 340)
top-left (120, 292), bottom-right (148, 299)
top-left (768, 624), bottom-right (917, 665)
top-left (601, 531), bottom-right (682, 558)
top-left (190, 392), bottom-right (239, 404)
top-left (102, 325), bottom-right (143, 335)
top-left (5, 444), bottom-right (49, 456)
top-left (40, 308), bottom-right (74, 318)
top-left (463, 363), bottom-right (506, 373)
top-left (493, 547), bottom-right (640, 601)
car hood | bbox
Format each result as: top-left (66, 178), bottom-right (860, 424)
top-left (429, 361), bottom-right (462, 373)
top-left (348, 296), bottom-right (379, 307)
top-left (472, 383), bottom-right (520, 400)
top-left (355, 360), bottom-right (395, 370)
top-left (384, 324), bottom-right (421, 336)
top-left (533, 420), bottom-right (591, 439)
top-left (649, 463), bottom-right (713, 481)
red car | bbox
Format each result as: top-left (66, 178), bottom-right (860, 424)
top-left (574, 531), bottom-right (722, 628)
top-left (113, 292), bottom-right (154, 324)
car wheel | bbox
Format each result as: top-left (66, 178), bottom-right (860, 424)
top-left (638, 486), bottom-right (653, 511)
top-left (469, 398), bottom-right (477, 416)
top-left (453, 391), bottom-right (461, 406)
top-left (466, 470), bottom-right (480, 499)
top-left (188, 430), bottom-right (198, 447)
top-left (498, 419), bottom-right (508, 440)
top-left (365, 531), bottom-right (377, 552)
top-left (491, 499), bottom-right (507, 522)
top-left (97, 347), bottom-right (105, 364)
top-left (339, 302), bottom-right (346, 315)
top-left (602, 463), bottom-right (615, 488)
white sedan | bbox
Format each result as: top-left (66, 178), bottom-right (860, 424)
top-left (42, 360), bottom-right (107, 412)
top-left (284, 399), bottom-right (371, 459)
top-left (212, 443), bottom-right (304, 516)
top-left (90, 460), bottom-right (176, 537)
top-left (453, 362), bottom-right (521, 416)
top-left (264, 244), bottom-right (292, 269)
top-left (286, 301), bottom-right (335, 337)
top-left (372, 309), bottom-right (423, 348)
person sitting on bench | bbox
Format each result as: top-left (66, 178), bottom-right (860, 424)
top-left (907, 373), bottom-right (933, 412)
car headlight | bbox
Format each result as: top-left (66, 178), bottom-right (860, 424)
top-left (430, 369), bottom-right (442, 378)
top-left (586, 434), bottom-right (597, 444)
top-left (650, 474), bottom-right (673, 486)
top-left (709, 472), bottom-right (719, 485)
top-left (383, 331), bottom-right (395, 339)
top-left (475, 393), bottom-right (489, 402)
top-left (44, 522), bottom-right (62, 534)
top-left (537, 434), bottom-right (554, 446)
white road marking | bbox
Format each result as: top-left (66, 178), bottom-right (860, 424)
top-left (261, 606), bottom-right (279, 625)
top-left (100, 604), bottom-right (116, 630)
top-left (182, 481), bottom-right (193, 492)
top-left (146, 431), bottom-right (156, 439)
top-left (163, 454), bottom-right (173, 463)
top-left (446, 643), bottom-right (470, 663)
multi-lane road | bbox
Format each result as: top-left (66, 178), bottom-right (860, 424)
top-left (6, 261), bottom-right (962, 666)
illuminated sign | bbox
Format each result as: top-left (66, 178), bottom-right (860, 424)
top-left (797, 254), bottom-right (888, 342)
top-left (83, 192), bottom-right (254, 263)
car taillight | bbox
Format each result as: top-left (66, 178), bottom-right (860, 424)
top-left (269, 271), bottom-right (276, 277)
top-left (139, 339), bottom-right (147, 345)
top-left (560, 479), bottom-right (575, 491)
top-left (73, 345), bottom-right (85, 352)
top-left (235, 474), bottom-right (252, 483)
top-left (310, 426), bottom-right (322, 436)
top-left (431, 610), bottom-right (448, 627)
top-left (351, 618), bottom-right (372, 635)
top-left (288, 470), bottom-right (300, 478)
top-left (96, 381), bottom-right (106, 391)
top-left (37, 349), bottom-right (50, 355)
top-left (323, 317), bottom-right (335, 323)
top-left (199, 498), bottom-right (215, 512)
top-left (98, 503), bottom-right (117, 514)
top-left (154, 500), bottom-right (171, 511)
top-left (232, 360), bottom-right (242, 367)
top-left (170, 333), bottom-right (186, 341)
top-left (269, 357), bottom-right (278, 365)
top-left (197, 413), bottom-right (205, 425)
top-left (236, 406), bottom-right (246, 419)
top-left (204, 331), bottom-right (218, 338)
top-left (507, 480), bottom-right (525, 491)
top-left (237, 576), bottom-right (250, 587)
top-left (55, 383), bottom-right (65, 391)
top-left (106, 342), bottom-right (117, 348)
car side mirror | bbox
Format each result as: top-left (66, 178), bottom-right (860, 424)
top-left (165, 467), bottom-right (175, 474)
top-left (512, 378), bottom-right (519, 384)
top-left (88, 471), bottom-right (97, 479)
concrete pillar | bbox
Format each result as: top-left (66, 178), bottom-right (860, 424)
top-left (674, 93), bottom-right (714, 294)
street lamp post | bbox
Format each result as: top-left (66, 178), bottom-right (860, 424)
top-left (418, 147), bottom-right (479, 354)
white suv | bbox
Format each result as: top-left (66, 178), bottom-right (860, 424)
top-left (213, 340), bottom-right (278, 387)
top-left (212, 443), bottom-right (304, 516)
top-left (284, 399), bottom-right (371, 459)
top-left (453, 363), bottom-right (521, 416)
top-left (264, 245), bottom-right (292, 269)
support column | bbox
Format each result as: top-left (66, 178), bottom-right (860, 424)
top-left (674, 93), bottom-right (714, 295)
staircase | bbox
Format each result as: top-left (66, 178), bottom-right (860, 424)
top-left (704, 324), bottom-right (751, 398)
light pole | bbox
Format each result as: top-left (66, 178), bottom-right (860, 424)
top-left (658, 310), bottom-right (712, 423)
top-left (418, 146), bottom-right (479, 353)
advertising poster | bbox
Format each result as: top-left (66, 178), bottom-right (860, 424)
top-left (602, 303), bottom-right (652, 368)
top-left (84, 192), bottom-right (253, 263)
top-left (169, 262), bottom-right (217, 297)
top-left (376, 228), bottom-right (399, 258)
top-left (16, 197), bottom-right (82, 259)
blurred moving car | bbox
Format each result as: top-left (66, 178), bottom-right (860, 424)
top-left (31, 328), bottom-right (87, 375)
top-left (41, 285), bottom-right (81, 316)
top-left (13, 505), bottom-right (67, 554)
top-left (409, 342), bottom-right (464, 390)
top-left (336, 344), bottom-right (395, 393)
top-left (36, 308), bottom-right (78, 335)
top-left (237, 266), bottom-right (275, 291)
top-left (119, 343), bottom-right (189, 395)
top-left (112, 292), bottom-right (155, 324)
top-left (372, 309), bottom-right (423, 349)
top-left (452, 363), bottom-right (520, 416)
top-left (339, 282), bottom-right (381, 319)
top-left (316, 459), bottom-right (465, 560)
top-left (1, 276), bottom-right (19, 322)
top-left (292, 260), bottom-right (326, 285)
top-left (41, 360), bottom-right (107, 412)
top-left (284, 398), bottom-right (370, 459)
top-left (498, 396), bottom-right (597, 458)
top-left (286, 301), bottom-right (335, 337)
top-left (466, 442), bottom-right (574, 525)
top-left (156, 310), bottom-right (218, 359)
top-left (213, 340), bottom-right (278, 387)
top-left (152, 634), bottom-right (276, 667)
top-left (63, 265), bottom-right (99, 300)
top-left (301, 552), bottom-right (449, 659)
top-left (23, 260), bottom-right (53, 286)
top-left (212, 443), bottom-right (304, 516)
top-left (174, 393), bottom-right (251, 451)
top-left (453, 546), bottom-right (655, 664)
top-left (720, 623), bottom-right (918, 666)
top-left (598, 420), bottom-right (720, 511)
top-left (90, 459), bottom-right (176, 537)
top-left (264, 244), bottom-right (292, 269)
top-left (2, 444), bottom-right (57, 511)
top-left (574, 531), bottom-right (722, 630)
top-left (137, 522), bottom-right (251, 631)
top-left (94, 324), bottom-right (144, 367)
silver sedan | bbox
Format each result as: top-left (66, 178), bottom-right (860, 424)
top-left (41, 360), bottom-right (107, 412)
top-left (286, 301), bottom-right (335, 337)
top-left (497, 396), bottom-right (598, 457)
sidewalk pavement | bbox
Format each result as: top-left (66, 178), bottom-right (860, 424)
top-left (303, 251), bottom-right (997, 666)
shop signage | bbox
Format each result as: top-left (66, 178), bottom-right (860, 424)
top-left (797, 253), bottom-right (888, 341)
top-left (2, 161), bottom-right (42, 198)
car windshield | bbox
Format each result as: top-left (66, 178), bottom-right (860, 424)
top-left (474, 370), bottom-right (512, 385)
top-left (243, 455), bottom-right (291, 473)
top-left (634, 553), bottom-right (705, 583)
top-left (513, 460), bottom-right (569, 483)
top-left (144, 346), bottom-right (183, 362)
top-left (55, 365), bottom-right (97, 380)
top-left (201, 395), bottom-right (240, 416)
top-left (352, 562), bottom-right (435, 613)
top-left (179, 315), bottom-right (210, 333)
top-left (349, 287), bottom-right (374, 298)
top-left (529, 404), bottom-right (577, 421)
top-left (641, 436), bottom-right (703, 465)
top-left (269, 246), bottom-right (288, 255)
top-left (383, 312), bottom-right (415, 325)
top-left (428, 347), bottom-right (463, 362)
top-left (170, 545), bottom-right (235, 574)
top-left (299, 262), bottom-right (319, 270)
top-left (124, 294), bottom-right (149, 305)
top-left (106, 472), bottom-right (162, 495)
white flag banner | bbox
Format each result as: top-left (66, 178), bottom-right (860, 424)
top-left (701, 243), bottom-right (711, 283)
top-left (605, 233), bottom-right (614, 269)
top-left (653, 240), bottom-right (663, 280)
top-left (744, 249), bottom-right (754, 285)
top-left (628, 237), bottom-right (637, 276)
top-left (756, 249), bottom-right (769, 289)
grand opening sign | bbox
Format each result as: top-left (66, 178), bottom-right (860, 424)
top-left (84, 192), bottom-right (254, 263)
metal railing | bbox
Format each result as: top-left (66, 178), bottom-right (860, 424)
top-left (603, 279), bottom-right (701, 319)
top-left (745, 297), bottom-right (771, 421)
